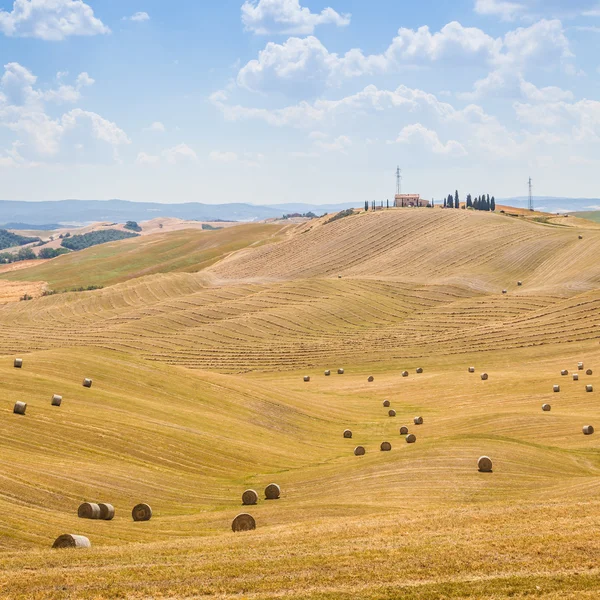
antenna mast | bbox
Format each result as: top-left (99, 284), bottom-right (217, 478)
top-left (528, 177), bottom-right (534, 211)
top-left (396, 166), bottom-right (402, 196)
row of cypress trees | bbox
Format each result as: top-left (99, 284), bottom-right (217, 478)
top-left (444, 191), bottom-right (496, 211)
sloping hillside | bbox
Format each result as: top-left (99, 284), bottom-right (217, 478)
top-left (0, 224), bottom-right (283, 291)
top-left (0, 209), bottom-right (598, 372)
top-left (3, 207), bottom-right (600, 598)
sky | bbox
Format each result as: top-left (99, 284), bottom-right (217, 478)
top-left (0, 0), bottom-right (599, 205)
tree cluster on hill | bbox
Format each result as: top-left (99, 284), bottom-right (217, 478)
top-left (443, 192), bottom-right (496, 212)
top-left (325, 209), bottom-right (355, 224)
top-left (124, 221), bottom-right (142, 232)
top-left (39, 247), bottom-right (71, 259)
top-left (61, 229), bottom-right (139, 251)
top-left (0, 247), bottom-right (37, 263)
top-left (0, 229), bottom-right (39, 251)
top-left (201, 224), bottom-right (223, 230)
top-left (282, 212), bottom-right (317, 219)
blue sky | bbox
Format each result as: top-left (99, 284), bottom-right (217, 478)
top-left (0, 0), bottom-right (599, 205)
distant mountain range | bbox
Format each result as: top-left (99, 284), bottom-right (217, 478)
top-left (0, 197), bottom-right (598, 227)
top-left (0, 199), bottom-right (360, 227)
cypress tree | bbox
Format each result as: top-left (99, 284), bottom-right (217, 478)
top-left (443, 198), bottom-right (447, 208)
top-left (454, 190), bottom-right (460, 209)
top-left (365, 201), bottom-right (369, 212)
top-left (447, 194), bottom-right (454, 209)
top-left (491, 196), bottom-right (496, 212)
top-left (466, 194), bottom-right (472, 208)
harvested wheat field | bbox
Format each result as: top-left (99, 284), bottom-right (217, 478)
top-left (1, 208), bottom-right (600, 599)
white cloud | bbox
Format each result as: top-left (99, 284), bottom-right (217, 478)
top-left (61, 109), bottom-right (131, 146)
top-left (136, 152), bottom-right (160, 165)
top-left (314, 134), bottom-right (351, 153)
top-left (394, 123), bottom-right (467, 156)
top-left (0, 62), bottom-right (128, 162)
top-left (514, 99), bottom-right (600, 141)
top-left (145, 121), bottom-right (166, 132)
top-left (236, 20), bottom-right (572, 94)
top-left (241, 0), bottom-right (350, 35)
top-left (162, 143), bottom-right (198, 164)
top-left (474, 0), bottom-right (526, 20)
top-left (0, 0), bottom-right (109, 41)
top-left (126, 11), bottom-right (150, 22)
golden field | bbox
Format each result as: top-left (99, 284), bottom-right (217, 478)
top-left (1, 208), bottom-right (600, 599)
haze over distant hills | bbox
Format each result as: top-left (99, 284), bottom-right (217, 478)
top-left (0, 197), bottom-right (598, 227)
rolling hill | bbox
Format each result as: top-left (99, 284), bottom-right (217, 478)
top-left (2, 207), bottom-right (600, 599)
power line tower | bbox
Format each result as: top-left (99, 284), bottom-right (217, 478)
top-left (396, 166), bottom-right (402, 196)
top-left (528, 177), bottom-right (534, 212)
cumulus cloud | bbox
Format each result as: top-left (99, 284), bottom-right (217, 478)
top-left (0, 62), bottom-right (128, 163)
top-left (236, 20), bottom-right (572, 95)
top-left (475, 0), bottom-right (600, 20)
top-left (145, 121), bottom-right (166, 132)
top-left (162, 143), bottom-right (198, 164)
top-left (241, 0), bottom-right (350, 35)
top-left (474, 0), bottom-right (526, 20)
top-left (394, 123), bottom-right (467, 156)
top-left (126, 11), bottom-right (150, 22)
top-left (135, 151), bottom-right (159, 165)
top-left (0, 0), bottom-right (109, 41)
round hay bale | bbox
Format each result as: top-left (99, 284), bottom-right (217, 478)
top-left (13, 401), bottom-right (26, 415)
top-left (51, 394), bottom-right (62, 407)
top-left (573, 373), bottom-right (579, 381)
top-left (132, 503), bottom-right (152, 522)
top-left (414, 416), bottom-right (423, 425)
top-left (343, 429), bottom-right (352, 439)
top-left (583, 425), bottom-right (594, 435)
top-left (553, 385), bottom-right (560, 393)
top-left (383, 400), bottom-right (390, 407)
top-left (561, 370), bottom-right (568, 376)
top-left (303, 376), bottom-right (310, 382)
top-left (354, 446), bottom-right (365, 456)
top-left (517, 281), bottom-right (523, 286)
top-left (264, 483), bottom-right (280, 500)
top-left (586, 385), bottom-right (594, 393)
top-left (368, 376), bottom-right (374, 382)
top-left (579, 235), bottom-right (583, 240)
top-left (578, 362), bottom-right (584, 370)
top-left (416, 367), bottom-right (423, 374)
top-left (338, 368), bottom-right (344, 375)
top-left (78, 503), bottom-right (101, 520)
top-left (13, 358), bottom-right (22, 368)
top-left (52, 534), bottom-right (91, 549)
top-left (324, 370), bottom-right (331, 376)
top-left (380, 441), bottom-right (392, 452)
top-left (82, 378), bottom-right (92, 388)
top-left (402, 371), bottom-right (409, 378)
top-left (481, 373), bottom-right (488, 381)
top-left (542, 403), bottom-right (551, 412)
top-left (242, 489), bottom-right (258, 506)
top-left (587, 369), bottom-right (593, 376)
top-left (478, 456), bottom-right (493, 472)
top-left (406, 434), bottom-right (416, 444)
top-left (399, 426), bottom-right (409, 435)
top-left (98, 503), bottom-right (115, 521)
top-left (388, 409), bottom-right (396, 417)
top-left (502, 290), bottom-right (507, 294)
top-left (232, 513), bottom-right (256, 532)
top-left (338, 275), bottom-right (342, 279)
top-left (468, 367), bottom-right (475, 373)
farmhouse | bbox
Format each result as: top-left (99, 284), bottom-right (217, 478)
top-left (394, 194), bottom-right (430, 208)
